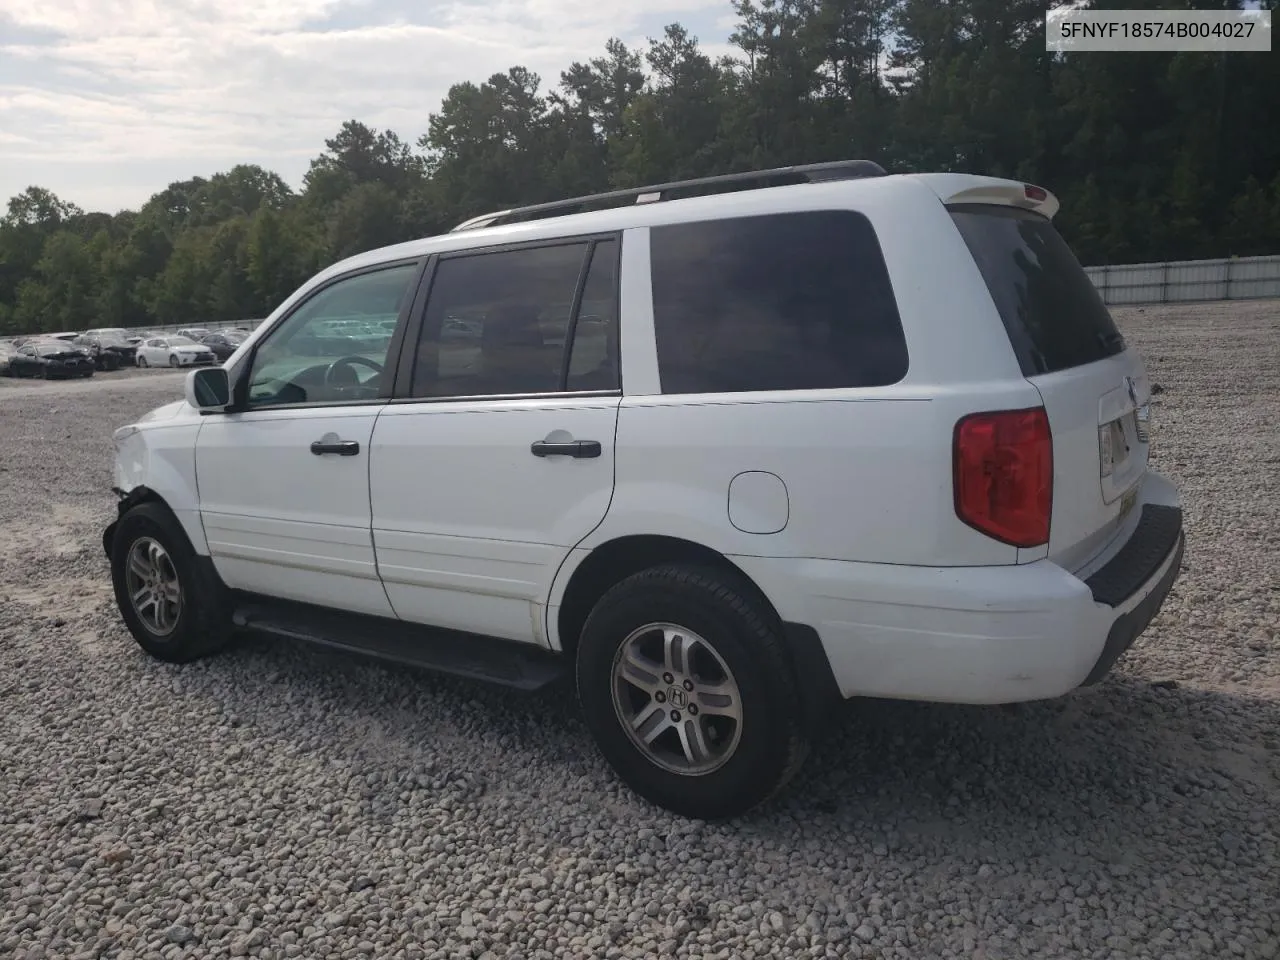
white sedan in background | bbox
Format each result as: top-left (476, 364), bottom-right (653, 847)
top-left (135, 335), bottom-right (218, 368)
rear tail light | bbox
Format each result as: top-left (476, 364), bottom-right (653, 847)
top-left (954, 408), bottom-right (1053, 548)
top-left (1023, 183), bottom-right (1048, 202)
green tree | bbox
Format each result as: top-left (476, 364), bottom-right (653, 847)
top-left (4, 186), bottom-right (84, 228)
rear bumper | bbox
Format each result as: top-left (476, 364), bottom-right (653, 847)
top-left (734, 471), bottom-right (1185, 705)
top-left (1080, 523), bottom-right (1184, 685)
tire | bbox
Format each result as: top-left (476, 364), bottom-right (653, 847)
top-left (169, 354), bottom-right (179, 368)
top-left (109, 501), bottom-right (233, 663)
top-left (138, 355), bottom-right (148, 368)
top-left (576, 564), bottom-right (810, 819)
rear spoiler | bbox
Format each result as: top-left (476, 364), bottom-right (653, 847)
top-left (911, 174), bottom-right (1060, 220)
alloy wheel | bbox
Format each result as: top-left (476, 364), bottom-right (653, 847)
top-left (124, 537), bottom-right (183, 637)
top-left (610, 622), bottom-right (744, 776)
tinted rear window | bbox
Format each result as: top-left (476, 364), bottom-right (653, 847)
top-left (949, 204), bottom-right (1124, 376)
top-left (650, 211), bottom-right (908, 394)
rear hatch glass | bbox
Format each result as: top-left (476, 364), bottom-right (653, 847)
top-left (948, 204), bottom-right (1124, 376)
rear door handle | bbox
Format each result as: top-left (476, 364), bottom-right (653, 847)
top-left (310, 439), bottom-right (361, 456)
top-left (530, 440), bottom-right (602, 459)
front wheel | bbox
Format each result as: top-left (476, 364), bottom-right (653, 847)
top-left (576, 564), bottom-right (809, 819)
top-left (137, 355), bottom-right (148, 368)
top-left (109, 502), bottom-right (232, 663)
top-left (168, 354), bottom-right (179, 368)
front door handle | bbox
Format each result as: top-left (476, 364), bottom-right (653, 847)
top-left (530, 439), bottom-right (602, 459)
top-left (310, 439), bottom-right (361, 456)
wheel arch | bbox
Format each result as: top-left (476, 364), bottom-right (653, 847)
top-left (554, 536), bottom-right (760, 657)
top-left (104, 482), bottom-right (209, 559)
top-left (553, 533), bottom-right (841, 736)
top-left (104, 486), bottom-right (173, 557)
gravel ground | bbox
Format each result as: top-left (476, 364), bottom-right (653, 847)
top-left (0, 363), bottom-right (181, 394)
top-left (1, 300), bottom-right (1277, 960)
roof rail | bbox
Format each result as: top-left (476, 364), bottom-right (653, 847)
top-left (449, 159), bottom-right (888, 232)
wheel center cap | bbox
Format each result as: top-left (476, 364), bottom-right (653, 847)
top-left (667, 686), bottom-right (688, 709)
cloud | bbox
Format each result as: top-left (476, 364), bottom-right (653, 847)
top-left (0, 0), bottom-right (733, 212)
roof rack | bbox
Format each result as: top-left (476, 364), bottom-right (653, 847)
top-left (449, 159), bottom-right (888, 232)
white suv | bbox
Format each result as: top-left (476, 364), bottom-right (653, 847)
top-left (103, 161), bottom-right (1185, 819)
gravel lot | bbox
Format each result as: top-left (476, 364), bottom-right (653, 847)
top-left (2, 301), bottom-right (1277, 960)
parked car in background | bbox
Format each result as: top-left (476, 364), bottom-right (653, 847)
top-left (135, 335), bottom-right (218, 368)
top-left (7, 339), bottom-right (95, 378)
top-left (176, 327), bottom-right (213, 341)
top-left (199, 330), bottom-right (248, 362)
top-left (0, 341), bottom-right (13, 375)
top-left (77, 331), bottom-right (139, 369)
top-left (73, 334), bottom-right (124, 371)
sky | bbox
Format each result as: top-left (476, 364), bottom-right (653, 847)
top-left (0, 0), bottom-right (736, 214)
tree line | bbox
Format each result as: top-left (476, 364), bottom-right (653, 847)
top-left (2, 0), bottom-right (1277, 336)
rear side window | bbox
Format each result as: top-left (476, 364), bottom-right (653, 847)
top-left (409, 238), bottom-right (619, 399)
top-left (949, 204), bottom-right (1125, 376)
top-left (650, 211), bottom-right (908, 394)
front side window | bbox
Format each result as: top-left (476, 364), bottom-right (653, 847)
top-left (410, 241), bottom-right (610, 399)
top-left (650, 211), bottom-right (908, 394)
top-left (246, 262), bottom-right (419, 408)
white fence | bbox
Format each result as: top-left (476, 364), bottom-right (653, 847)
top-left (1084, 254), bottom-right (1280, 305)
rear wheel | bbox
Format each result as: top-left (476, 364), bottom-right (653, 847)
top-left (109, 502), bottom-right (233, 663)
top-left (576, 564), bottom-right (809, 819)
top-left (137, 355), bottom-right (148, 368)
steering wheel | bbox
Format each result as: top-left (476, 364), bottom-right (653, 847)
top-left (323, 355), bottom-right (384, 393)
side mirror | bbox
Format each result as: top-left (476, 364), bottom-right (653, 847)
top-left (185, 367), bottom-right (230, 410)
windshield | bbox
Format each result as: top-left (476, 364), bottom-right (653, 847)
top-left (36, 343), bottom-right (71, 356)
top-left (169, 336), bottom-right (197, 345)
top-left (948, 204), bottom-right (1124, 376)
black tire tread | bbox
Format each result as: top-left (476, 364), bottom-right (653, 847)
top-left (110, 501), bottom-right (232, 663)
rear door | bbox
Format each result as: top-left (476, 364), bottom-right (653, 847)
top-left (370, 235), bottom-right (621, 646)
top-left (949, 203), bottom-right (1151, 570)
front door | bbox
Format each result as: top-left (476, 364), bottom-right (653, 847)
top-left (195, 260), bottom-right (423, 616)
top-left (371, 236), bottom-right (622, 644)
